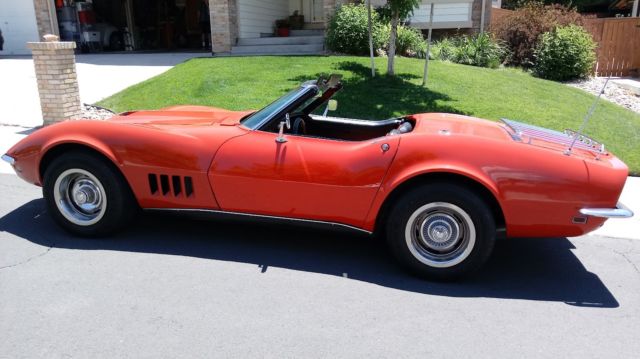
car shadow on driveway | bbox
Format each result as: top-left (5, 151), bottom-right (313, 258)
top-left (0, 199), bottom-right (619, 308)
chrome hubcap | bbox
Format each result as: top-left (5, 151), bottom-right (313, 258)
top-left (420, 213), bottom-right (460, 252)
top-left (405, 202), bottom-right (476, 268)
top-left (53, 169), bottom-right (107, 226)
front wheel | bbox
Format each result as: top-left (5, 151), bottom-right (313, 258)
top-left (386, 183), bottom-right (496, 281)
top-left (43, 152), bottom-right (137, 237)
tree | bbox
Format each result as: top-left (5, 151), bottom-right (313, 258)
top-left (385, 0), bottom-right (420, 75)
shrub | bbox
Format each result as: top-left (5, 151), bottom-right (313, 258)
top-left (431, 33), bottom-right (508, 68)
top-left (492, 2), bottom-right (582, 67)
top-left (326, 3), bottom-right (426, 58)
top-left (396, 25), bottom-right (427, 58)
top-left (375, 24), bottom-right (426, 58)
top-left (534, 25), bottom-right (596, 81)
top-left (326, 3), bottom-right (387, 55)
top-left (430, 37), bottom-right (456, 61)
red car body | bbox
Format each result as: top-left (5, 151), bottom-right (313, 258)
top-left (5, 104), bottom-right (629, 238)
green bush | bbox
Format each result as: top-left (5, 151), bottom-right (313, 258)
top-left (326, 3), bottom-right (426, 58)
top-left (533, 25), bottom-right (596, 81)
top-left (375, 24), bottom-right (426, 58)
top-left (395, 25), bottom-right (427, 58)
top-left (432, 33), bottom-right (508, 68)
top-left (430, 37), bottom-right (456, 61)
top-left (326, 4), bottom-right (387, 55)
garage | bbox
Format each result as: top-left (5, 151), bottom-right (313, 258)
top-left (53, 0), bottom-right (211, 52)
top-left (0, 0), bottom-right (40, 55)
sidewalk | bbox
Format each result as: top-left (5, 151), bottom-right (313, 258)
top-left (1, 122), bottom-right (637, 240)
top-left (0, 53), bottom-right (205, 127)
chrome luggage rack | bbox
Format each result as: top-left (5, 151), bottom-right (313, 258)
top-left (500, 118), bottom-right (605, 154)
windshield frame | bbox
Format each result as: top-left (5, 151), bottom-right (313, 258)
top-left (240, 83), bottom-right (319, 131)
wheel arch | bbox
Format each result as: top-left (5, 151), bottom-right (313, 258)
top-left (39, 141), bottom-right (121, 185)
top-left (373, 171), bottom-right (506, 236)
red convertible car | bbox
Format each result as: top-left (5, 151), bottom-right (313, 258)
top-left (3, 75), bottom-right (633, 280)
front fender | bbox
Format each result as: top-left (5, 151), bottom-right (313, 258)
top-left (7, 124), bottom-right (120, 186)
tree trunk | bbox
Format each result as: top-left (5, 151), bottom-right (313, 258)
top-left (387, 10), bottom-right (399, 75)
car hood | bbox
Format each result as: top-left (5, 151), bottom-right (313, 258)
top-left (110, 105), bottom-right (254, 128)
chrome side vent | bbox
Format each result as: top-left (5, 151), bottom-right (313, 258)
top-left (160, 175), bottom-right (170, 195)
top-left (172, 176), bottom-right (182, 196)
top-left (148, 174), bottom-right (194, 197)
top-left (148, 174), bottom-right (158, 194)
top-left (184, 176), bottom-right (194, 197)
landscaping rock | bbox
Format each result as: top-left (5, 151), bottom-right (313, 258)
top-left (81, 104), bottom-right (115, 120)
top-left (566, 77), bottom-right (640, 114)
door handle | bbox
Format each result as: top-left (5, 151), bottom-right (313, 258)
top-left (381, 143), bottom-right (390, 152)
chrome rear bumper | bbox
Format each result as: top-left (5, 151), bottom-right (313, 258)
top-left (1, 154), bottom-right (15, 165)
top-left (580, 202), bottom-right (634, 219)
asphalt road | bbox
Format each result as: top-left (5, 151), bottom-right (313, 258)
top-left (1, 173), bottom-right (639, 358)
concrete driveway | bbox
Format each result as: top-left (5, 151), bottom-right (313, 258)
top-left (0, 173), bottom-right (639, 358)
top-left (0, 53), bottom-right (205, 127)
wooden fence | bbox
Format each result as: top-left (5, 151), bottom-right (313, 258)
top-left (490, 9), bottom-right (640, 77)
top-left (583, 17), bottom-right (640, 77)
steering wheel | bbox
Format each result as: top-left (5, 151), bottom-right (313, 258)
top-left (293, 117), bottom-right (307, 135)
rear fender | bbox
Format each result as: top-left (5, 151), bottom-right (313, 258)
top-left (363, 161), bottom-right (502, 232)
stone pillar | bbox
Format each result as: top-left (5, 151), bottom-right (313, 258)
top-left (27, 37), bottom-right (81, 126)
top-left (324, 0), bottom-right (337, 24)
top-left (471, 0), bottom-right (492, 33)
top-left (210, 0), bottom-right (238, 53)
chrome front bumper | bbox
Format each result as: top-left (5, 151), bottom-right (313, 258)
top-left (1, 154), bottom-right (15, 165)
top-left (580, 202), bottom-right (634, 219)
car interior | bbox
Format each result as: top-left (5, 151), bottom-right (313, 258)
top-left (260, 76), bottom-right (415, 142)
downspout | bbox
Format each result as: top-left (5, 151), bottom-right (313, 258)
top-left (480, 0), bottom-right (486, 33)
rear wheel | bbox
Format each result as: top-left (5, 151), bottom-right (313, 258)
top-left (43, 152), bottom-right (137, 237)
top-left (386, 183), bottom-right (496, 280)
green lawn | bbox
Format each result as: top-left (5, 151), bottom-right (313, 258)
top-left (98, 56), bottom-right (640, 174)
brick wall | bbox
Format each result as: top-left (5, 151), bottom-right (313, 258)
top-left (27, 40), bottom-right (81, 125)
top-left (470, 0), bottom-right (492, 33)
top-left (210, 0), bottom-right (238, 52)
top-left (32, 0), bottom-right (58, 39)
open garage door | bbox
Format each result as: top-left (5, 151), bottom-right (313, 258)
top-left (55, 0), bottom-right (209, 53)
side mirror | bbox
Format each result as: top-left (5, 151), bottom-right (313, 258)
top-left (285, 113), bottom-right (291, 129)
top-left (276, 113), bottom-right (291, 143)
top-left (323, 100), bottom-right (338, 117)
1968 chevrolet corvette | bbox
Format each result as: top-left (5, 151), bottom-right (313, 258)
top-left (2, 75), bottom-right (633, 279)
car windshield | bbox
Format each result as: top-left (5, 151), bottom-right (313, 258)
top-left (241, 86), bottom-right (315, 130)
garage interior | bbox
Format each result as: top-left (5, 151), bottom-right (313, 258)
top-left (55, 0), bottom-right (209, 52)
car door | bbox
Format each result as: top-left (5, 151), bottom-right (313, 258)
top-left (208, 130), bottom-right (400, 228)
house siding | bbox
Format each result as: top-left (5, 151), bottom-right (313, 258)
top-left (408, 1), bottom-right (473, 29)
top-left (238, 0), bottom-right (289, 38)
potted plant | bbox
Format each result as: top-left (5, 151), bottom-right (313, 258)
top-left (275, 19), bottom-right (290, 37)
top-left (289, 10), bottom-right (304, 30)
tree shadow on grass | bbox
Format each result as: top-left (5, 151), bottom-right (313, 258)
top-left (289, 61), bottom-right (468, 120)
top-left (0, 198), bottom-right (619, 308)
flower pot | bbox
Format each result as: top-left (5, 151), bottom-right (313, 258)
top-left (277, 28), bottom-right (290, 37)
